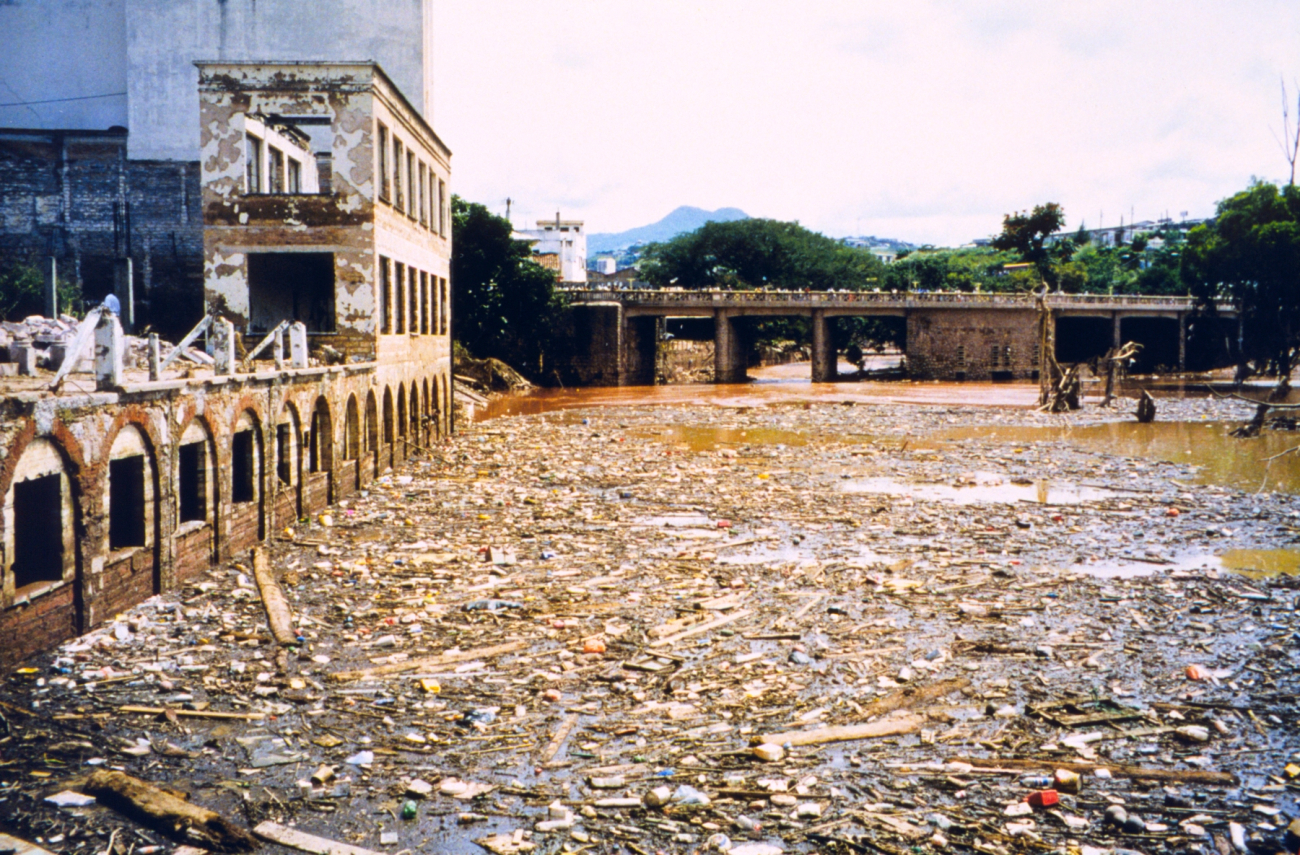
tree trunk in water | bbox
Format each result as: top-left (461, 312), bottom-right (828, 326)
top-left (1135, 390), bottom-right (1157, 423)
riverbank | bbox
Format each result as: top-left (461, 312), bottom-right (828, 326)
top-left (2, 393), bottom-right (1297, 855)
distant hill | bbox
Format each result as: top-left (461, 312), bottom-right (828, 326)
top-left (588, 206), bottom-right (749, 254)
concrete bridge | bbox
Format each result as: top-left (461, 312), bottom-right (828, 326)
top-left (564, 289), bottom-right (1239, 385)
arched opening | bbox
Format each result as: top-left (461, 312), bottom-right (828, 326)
top-left (432, 375), bottom-right (443, 439)
top-left (397, 385), bottom-right (407, 439)
top-left (422, 378), bottom-right (432, 442)
top-left (345, 395), bottom-right (360, 461)
top-left (409, 382), bottom-right (420, 448)
top-left (307, 396), bottom-right (334, 508)
top-left (176, 418), bottom-right (218, 571)
top-left (107, 424), bottom-right (161, 596)
top-left (382, 387), bottom-right (394, 445)
top-left (365, 391), bottom-right (379, 478)
top-left (275, 403), bottom-right (302, 523)
top-left (230, 410), bottom-right (265, 548)
top-left (3, 438), bottom-right (80, 624)
top-left (309, 397), bottom-right (334, 473)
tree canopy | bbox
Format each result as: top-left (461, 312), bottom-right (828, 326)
top-left (1182, 180), bottom-right (1300, 376)
top-left (990, 203), bottom-right (1067, 286)
top-left (640, 218), bottom-right (886, 291)
top-left (451, 196), bottom-right (568, 378)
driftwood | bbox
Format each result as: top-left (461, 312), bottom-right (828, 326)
top-left (1206, 385), bottom-right (1300, 437)
top-left (1136, 389), bottom-right (1157, 423)
top-left (251, 547), bottom-right (296, 646)
top-left (83, 770), bottom-right (258, 852)
top-left (864, 677), bottom-right (970, 717)
top-left (951, 756), bottom-right (1236, 785)
top-left (1096, 341), bottom-right (1142, 407)
top-left (648, 608), bottom-right (752, 648)
top-left (328, 640), bottom-right (528, 682)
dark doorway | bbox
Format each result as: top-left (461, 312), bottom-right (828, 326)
top-left (13, 474), bottom-right (63, 588)
top-left (1121, 317), bottom-right (1180, 373)
top-left (276, 424), bottom-right (292, 485)
top-left (247, 252), bottom-right (335, 333)
top-left (178, 441), bottom-right (206, 523)
top-left (109, 456), bottom-right (146, 550)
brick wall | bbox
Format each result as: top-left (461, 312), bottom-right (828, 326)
top-left (0, 131), bottom-right (203, 338)
top-left (906, 308), bottom-right (1041, 380)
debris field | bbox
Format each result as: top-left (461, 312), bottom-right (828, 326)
top-left (2, 395), bottom-right (1299, 855)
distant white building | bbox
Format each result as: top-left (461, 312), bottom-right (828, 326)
top-left (516, 216), bottom-right (587, 283)
top-left (592, 256), bottom-right (617, 275)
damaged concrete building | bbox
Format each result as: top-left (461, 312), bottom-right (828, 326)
top-left (0, 4), bottom-right (453, 667)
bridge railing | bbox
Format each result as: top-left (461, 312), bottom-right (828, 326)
top-left (562, 288), bottom-right (1227, 312)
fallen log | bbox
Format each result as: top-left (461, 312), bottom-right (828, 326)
top-left (118, 706), bottom-right (265, 721)
top-left (252, 546), bottom-right (296, 646)
top-left (328, 640), bottom-right (528, 683)
top-left (951, 755), bottom-right (1236, 785)
top-left (757, 713), bottom-right (923, 747)
top-left (83, 770), bottom-right (258, 852)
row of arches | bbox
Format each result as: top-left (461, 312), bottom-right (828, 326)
top-left (0, 371), bottom-right (451, 667)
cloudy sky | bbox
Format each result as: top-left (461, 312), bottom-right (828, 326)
top-left (433, 1), bottom-right (1300, 246)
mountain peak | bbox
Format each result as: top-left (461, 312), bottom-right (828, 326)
top-left (588, 206), bottom-right (749, 254)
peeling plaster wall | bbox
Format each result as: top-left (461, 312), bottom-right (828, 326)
top-left (126, 0), bottom-right (430, 161)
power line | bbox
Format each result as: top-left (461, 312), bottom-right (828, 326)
top-left (0, 92), bottom-right (127, 108)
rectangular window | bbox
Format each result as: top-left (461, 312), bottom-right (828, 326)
top-left (109, 455), bottom-right (146, 550)
top-left (393, 139), bottom-right (404, 211)
top-left (268, 146), bottom-right (285, 193)
top-left (13, 474), bottom-right (63, 589)
top-left (409, 266), bottom-right (418, 334)
top-left (440, 277), bottom-right (448, 334)
top-left (246, 134), bottom-right (263, 193)
top-left (377, 123), bottom-right (390, 201)
top-left (178, 442), bottom-right (206, 524)
top-left (287, 158), bottom-right (302, 193)
top-left (418, 164), bottom-right (427, 226)
top-left (437, 179), bottom-right (446, 236)
top-left (379, 256), bottom-right (391, 334)
top-left (406, 151), bottom-right (415, 218)
top-left (232, 431), bottom-right (255, 504)
top-left (420, 271), bottom-right (429, 335)
top-left (394, 261), bottom-right (406, 334)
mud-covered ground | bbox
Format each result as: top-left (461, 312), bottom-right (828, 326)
top-left (3, 395), bottom-right (1299, 855)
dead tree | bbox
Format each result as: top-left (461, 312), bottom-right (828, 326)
top-left (1136, 390), bottom-right (1157, 423)
top-left (1207, 386), bottom-right (1300, 437)
top-left (1096, 341), bottom-right (1143, 408)
top-left (1035, 287), bottom-right (1082, 412)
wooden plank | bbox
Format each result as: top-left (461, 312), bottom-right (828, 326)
top-left (758, 713), bottom-right (923, 747)
top-left (950, 756), bottom-right (1237, 785)
top-left (118, 706), bottom-right (265, 720)
top-left (254, 821), bottom-right (384, 855)
top-left (648, 609), bottom-right (752, 648)
top-left (0, 832), bottom-right (57, 855)
top-left (539, 713), bottom-right (580, 766)
top-left (252, 546), bottom-right (296, 646)
top-left (328, 640), bottom-right (528, 683)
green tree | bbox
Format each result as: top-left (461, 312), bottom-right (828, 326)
top-left (0, 263), bottom-right (82, 321)
top-left (1182, 180), bottom-right (1300, 380)
top-left (451, 196), bottom-right (568, 378)
top-left (990, 203), bottom-right (1067, 287)
top-left (640, 219), bottom-right (885, 291)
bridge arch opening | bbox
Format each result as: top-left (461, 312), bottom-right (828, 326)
top-left (1121, 317), bottom-right (1180, 373)
top-left (1055, 317), bottom-right (1112, 364)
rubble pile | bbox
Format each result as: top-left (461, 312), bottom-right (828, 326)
top-left (1, 315), bottom-right (79, 371)
top-left (1, 397), bottom-right (1298, 855)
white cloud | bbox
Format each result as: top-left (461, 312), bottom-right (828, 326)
top-left (433, 1), bottom-right (1300, 245)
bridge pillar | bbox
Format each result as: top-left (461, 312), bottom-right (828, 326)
top-left (714, 310), bottom-right (746, 383)
top-left (811, 309), bottom-right (836, 382)
top-left (1178, 313), bottom-right (1186, 372)
top-left (1112, 313), bottom-right (1122, 350)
